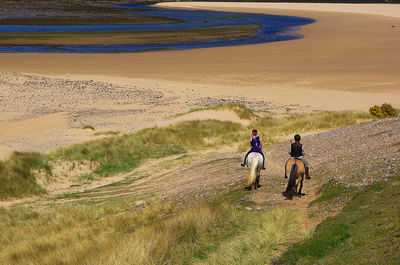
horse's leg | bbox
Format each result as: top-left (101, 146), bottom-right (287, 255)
top-left (298, 175), bottom-right (304, 196)
top-left (256, 174), bottom-right (261, 188)
top-left (294, 181), bottom-right (300, 197)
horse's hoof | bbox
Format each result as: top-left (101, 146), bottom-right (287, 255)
top-left (257, 184), bottom-right (261, 188)
top-left (245, 186), bottom-right (252, 191)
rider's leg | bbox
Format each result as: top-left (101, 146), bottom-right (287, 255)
top-left (300, 158), bottom-right (311, 179)
top-left (241, 150), bottom-right (252, 167)
top-left (260, 152), bottom-right (266, 170)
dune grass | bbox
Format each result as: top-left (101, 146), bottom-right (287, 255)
top-left (0, 152), bottom-right (49, 200)
top-left (93, 130), bottom-right (120, 136)
top-left (179, 103), bottom-right (258, 120)
top-left (0, 107), bottom-right (375, 200)
top-left (54, 120), bottom-right (243, 177)
top-left (82, 125), bottom-right (95, 130)
top-left (276, 176), bottom-right (400, 265)
top-left (0, 188), bottom-right (309, 265)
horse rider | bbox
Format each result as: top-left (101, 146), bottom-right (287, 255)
top-left (285, 134), bottom-right (311, 179)
top-left (241, 129), bottom-right (266, 170)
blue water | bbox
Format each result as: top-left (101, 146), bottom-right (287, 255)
top-left (0, 4), bottom-right (315, 53)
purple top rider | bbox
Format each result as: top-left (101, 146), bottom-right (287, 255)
top-left (241, 129), bottom-right (266, 170)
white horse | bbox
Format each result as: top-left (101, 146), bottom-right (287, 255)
top-left (245, 152), bottom-right (263, 190)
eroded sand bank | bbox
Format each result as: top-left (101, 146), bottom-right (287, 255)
top-left (1, 3), bottom-right (399, 157)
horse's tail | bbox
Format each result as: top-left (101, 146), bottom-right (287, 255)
top-left (247, 159), bottom-right (258, 187)
top-left (285, 163), bottom-right (298, 199)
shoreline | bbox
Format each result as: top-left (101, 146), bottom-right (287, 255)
top-left (157, 2), bottom-right (400, 18)
top-left (0, 2), bottom-right (399, 157)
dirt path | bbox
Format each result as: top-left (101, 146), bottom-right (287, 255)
top-left (4, 118), bottom-right (399, 217)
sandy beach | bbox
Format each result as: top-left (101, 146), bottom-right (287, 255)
top-left (1, 2), bottom-right (400, 158)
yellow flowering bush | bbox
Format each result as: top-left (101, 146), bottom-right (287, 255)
top-left (369, 103), bottom-right (397, 118)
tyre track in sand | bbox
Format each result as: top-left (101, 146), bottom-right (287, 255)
top-left (16, 118), bottom-right (400, 211)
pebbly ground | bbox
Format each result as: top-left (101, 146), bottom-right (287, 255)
top-left (0, 72), bottom-right (309, 156)
top-left (23, 117), bottom-right (399, 209)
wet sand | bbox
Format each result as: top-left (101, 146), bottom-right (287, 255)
top-left (1, 3), bottom-right (399, 158)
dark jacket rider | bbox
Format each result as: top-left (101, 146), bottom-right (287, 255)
top-left (285, 134), bottom-right (311, 179)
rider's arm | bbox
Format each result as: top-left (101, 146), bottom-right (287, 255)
top-left (302, 144), bottom-right (306, 156)
top-left (288, 146), bottom-right (291, 155)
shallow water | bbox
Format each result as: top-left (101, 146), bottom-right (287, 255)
top-left (0, 4), bottom-right (315, 53)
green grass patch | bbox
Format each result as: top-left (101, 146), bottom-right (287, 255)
top-left (309, 181), bottom-right (355, 207)
top-left (276, 176), bottom-right (400, 265)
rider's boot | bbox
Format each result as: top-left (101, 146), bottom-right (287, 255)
top-left (305, 167), bottom-right (311, 179)
top-left (261, 154), bottom-right (266, 170)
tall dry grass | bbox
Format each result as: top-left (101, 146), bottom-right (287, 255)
top-left (0, 198), bottom-right (175, 265)
top-left (0, 195), bottom-right (309, 265)
top-left (0, 152), bottom-right (49, 199)
top-left (195, 208), bottom-right (309, 265)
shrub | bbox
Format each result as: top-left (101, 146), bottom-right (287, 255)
top-left (369, 103), bottom-right (397, 118)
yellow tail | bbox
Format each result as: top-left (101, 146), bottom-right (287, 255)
top-left (247, 161), bottom-right (258, 187)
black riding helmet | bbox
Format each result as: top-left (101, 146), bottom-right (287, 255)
top-left (294, 134), bottom-right (301, 141)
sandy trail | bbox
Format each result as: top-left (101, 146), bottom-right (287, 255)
top-left (1, 116), bottom-right (394, 248)
top-left (15, 117), bottom-right (397, 211)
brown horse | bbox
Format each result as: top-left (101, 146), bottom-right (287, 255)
top-left (282, 158), bottom-right (305, 200)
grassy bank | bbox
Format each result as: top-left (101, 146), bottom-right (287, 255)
top-left (276, 176), bottom-right (400, 265)
top-left (0, 25), bottom-right (261, 46)
top-left (0, 188), bottom-right (309, 265)
top-left (0, 108), bottom-right (374, 200)
top-left (54, 119), bottom-right (243, 176)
